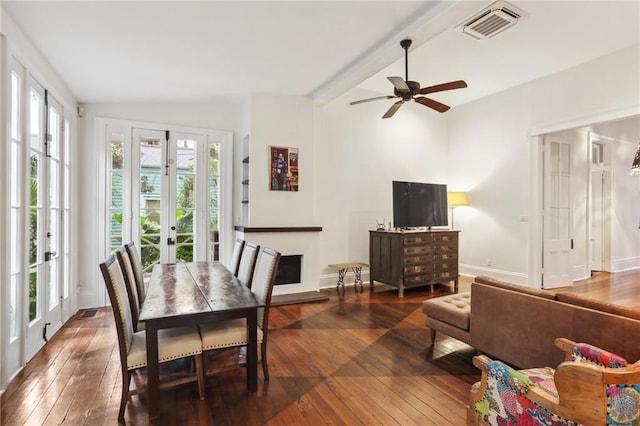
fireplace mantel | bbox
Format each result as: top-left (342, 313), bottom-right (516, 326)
top-left (234, 226), bottom-right (322, 233)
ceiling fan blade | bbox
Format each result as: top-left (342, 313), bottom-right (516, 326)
top-left (387, 76), bottom-right (409, 92)
top-left (415, 97), bottom-right (450, 113)
top-left (382, 100), bottom-right (404, 119)
top-left (350, 95), bottom-right (396, 105)
top-left (418, 80), bottom-right (468, 95)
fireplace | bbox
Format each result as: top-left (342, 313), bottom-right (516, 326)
top-left (275, 255), bottom-right (302, 285)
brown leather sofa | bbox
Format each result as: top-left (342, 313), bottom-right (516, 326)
top-left (424, 275), bottom-right (640, 369)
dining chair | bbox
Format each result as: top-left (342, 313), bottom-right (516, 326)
top-left (230, 238), bottom-right (245, 276)
top-left (115, 246), bottom-right (144, 332)
top-left (200, 247), bottom-right (281, 380)
top-left (99, 255), bottom-right (205, 421)
top-left (237, 241), bottom-right (260, 289)
top-left (124, 241), bottom-right (146, 306)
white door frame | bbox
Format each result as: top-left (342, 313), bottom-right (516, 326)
top-left (97, 117), bottom-right (233, 293)
top-left (588, 133), bottom-right (613, 273)
top-left (527, 106), bottom-right (639, 286)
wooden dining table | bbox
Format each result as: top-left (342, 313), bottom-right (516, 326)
top-left (138, 261), bottom-right (264, 423)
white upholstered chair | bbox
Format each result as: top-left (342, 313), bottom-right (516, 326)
top-left (99, 255), bottom-right (205, 421)
top-left (199, 247), bottom-right (281, 380)
top-left (115, 246), bottom-right (145, 332)
top-left (124, 241), bottom-right (146, 306)
top-left (237, 241), bottom-right (260, 289)
top-left (230, 238), bottom-right (245, 276)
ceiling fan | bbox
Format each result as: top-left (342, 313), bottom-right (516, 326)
top-left (350, 39), bottom-right (468, 119)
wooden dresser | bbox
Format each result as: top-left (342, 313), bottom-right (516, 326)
top-left (369, 230), bottom-right (459, 297)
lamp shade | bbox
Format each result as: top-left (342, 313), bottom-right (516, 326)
top-left (447, 192), bottom-right (469, 207)
top-left (631, 141), bottom-right (640, 175)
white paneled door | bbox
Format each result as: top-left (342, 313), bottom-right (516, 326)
top-left (542, 137), bottom-right (573, 288)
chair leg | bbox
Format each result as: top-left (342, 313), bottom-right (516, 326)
top-left (261, 342), bottom-right (269, 381)
top-left (119, 370), bottom-right (132, 421)
top-left (430, 329), bottom-right (436, 345)
top-left (195, 353), bottom-right (205, 400)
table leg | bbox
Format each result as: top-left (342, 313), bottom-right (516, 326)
top-left (146, 324), bottom-right (160, 423)
top-left (352, 267), bottom-right (364, 293)
top-left (336, 268), bottom-right (347, 295)
top-left (246, 309), bottom-right (258, 394)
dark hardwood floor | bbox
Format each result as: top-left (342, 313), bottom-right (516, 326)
top-left (2, 270), bottom-right (639, 425)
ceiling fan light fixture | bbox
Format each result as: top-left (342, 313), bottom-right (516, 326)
top-left (349, 39), bottom-right (468, 119)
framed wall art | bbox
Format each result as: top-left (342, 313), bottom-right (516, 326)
top-left (269, 146), bottom-right (299, 191)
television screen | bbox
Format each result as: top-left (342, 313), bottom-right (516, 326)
top-left (392, 181), bottom-right (448, 229)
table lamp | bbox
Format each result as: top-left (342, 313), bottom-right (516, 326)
top-left (447, 192), bottom-right (469, 230)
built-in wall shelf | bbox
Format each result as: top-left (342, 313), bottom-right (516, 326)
top-left (241, 135), bottom-right (250, 225)
top-left (234, 226), bottom-right (323, 233)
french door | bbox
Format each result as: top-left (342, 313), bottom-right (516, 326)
top-left (25, 84), bottom-right (70, 356)
top-left (7, 63), bottom-right (72, 371)
top-left (108, 123), bottom-right (223, 284)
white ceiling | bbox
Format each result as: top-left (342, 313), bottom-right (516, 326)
top-left (2, 1), bottom-right (639, 108)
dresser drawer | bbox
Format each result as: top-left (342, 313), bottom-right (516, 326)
top-left (434, 270), bottom-right (458, 281)
top-left (403, 245), bottom-right (433, 256)
top-left (404, 274), bottom-right (434, 286)
top-left (434, 261), bottom-right (458, 272)
top-left (403, 255), bottom-right (433, 266)
top-left (435, 252), bottom-right (458, 261)
top-left (435, 243), bottom-right (457, 255)
top-left (402, 235), bottom-right (432, 246)
top-left (403, 264), bottom-right (434, 275)
top-left (433, 233), bottom-right (457, 243)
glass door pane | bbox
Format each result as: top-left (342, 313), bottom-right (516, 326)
top-left (135, 129), bottom-right (164, 271)
top-left (109, 131), bottom-right (125, 253)
top-left (47, 103), bottom-right (60, 313)
top-left (175, 137), bottom-right (197, 263)
top-left (26, 82), bottom-right (46, 358)
top-left (29, 89), bottom-right (43, 324)
top-left (208, 140), bottom-right (220, 261)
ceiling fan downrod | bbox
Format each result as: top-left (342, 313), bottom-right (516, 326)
top-left (400, 39), bottom-right (412, 82)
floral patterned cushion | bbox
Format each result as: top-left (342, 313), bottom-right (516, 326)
top-left (473, 361), bottom-right (578, 426)
top-left (473, 357), bottom-right (640, 426)
top-left (607, 384), bottom-right (640, 425)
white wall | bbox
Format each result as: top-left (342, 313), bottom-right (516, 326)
top-left (247, 94), bottom-right (315, 226)
top-left (315, 44), bottom-right (640, 288)
top-left (76, 102), bottom-right (244, 307)
top-left (239, 94), bottom-right (321, 295)
top-left (316, 87), bottom-right (449, 287)
top-left (448, 44), bottom-right (640, 283)
top-left (611, 139), bottom-right (640, 270)
top-left (446, 85), bottom-right (531, 281)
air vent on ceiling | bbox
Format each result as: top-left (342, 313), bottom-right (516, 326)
top-left (456, 1), bottom-right (528, 40)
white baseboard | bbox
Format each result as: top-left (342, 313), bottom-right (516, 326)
top-left (460, 264), bottom-right (528, 286)
top-left (318, 269), bottom-right (371, 290)
top-left (613, 257), bottom-right (640, 272)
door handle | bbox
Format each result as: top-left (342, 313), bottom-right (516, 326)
top-left (167, 225), bottom-right (176, 245)
top-left (44, 251), bottom-right (57, 261)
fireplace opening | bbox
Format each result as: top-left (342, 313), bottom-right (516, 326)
top-left (275, 255), bottom-right (302, 285)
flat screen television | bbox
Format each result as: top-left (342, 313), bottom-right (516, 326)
top-left (392, 181), bottom-right (448, 229)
